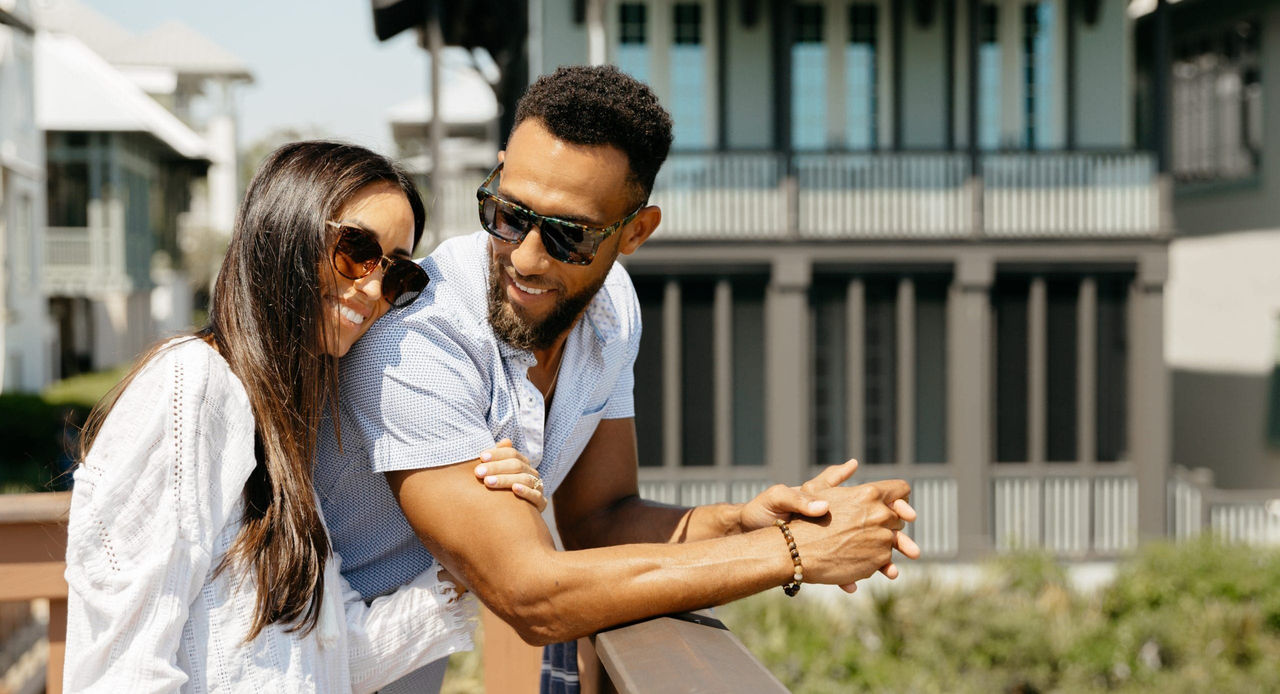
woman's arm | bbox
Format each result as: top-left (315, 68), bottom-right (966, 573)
top-left (341, 440), bottom-right (543, 692)
top-left (340, 557), bottom-right (477, 694)
top-left (63, 349), bottom-right (223, 693)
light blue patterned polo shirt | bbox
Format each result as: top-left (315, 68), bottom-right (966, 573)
top-left (314, 230), bottom-right (641, 601)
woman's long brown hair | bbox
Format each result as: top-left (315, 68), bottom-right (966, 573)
top-left (79, 141), bottom-right (425, 639)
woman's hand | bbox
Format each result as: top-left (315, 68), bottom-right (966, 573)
top-left (473, 439), bottom-right (547, 512)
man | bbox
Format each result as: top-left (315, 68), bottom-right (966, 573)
top-left (314, 65), bottom-right (918, 693)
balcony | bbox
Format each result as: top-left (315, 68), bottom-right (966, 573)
top-left (430, 150), bottom-right (1165, 243)
top-left (42, 199), bottom-right (134, 297)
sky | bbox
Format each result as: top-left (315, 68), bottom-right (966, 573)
top-left (80, 0), bottom-right (430, 153)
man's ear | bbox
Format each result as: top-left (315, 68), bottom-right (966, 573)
top-left (617, 206), bottom-right (661, 256)
top-left (497, 150), bottom-right (505, 164)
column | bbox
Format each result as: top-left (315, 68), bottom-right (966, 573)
top-left (948, 252), bottom-right (995, 556)
top-left (1130, 251), bottom-right (1170, 539)
top-left (663, 280), bottom-right (683, 470)
top-left (765, 253), bottom-right (811, 485)
top-left (713, 279), bottom-right (734, 468)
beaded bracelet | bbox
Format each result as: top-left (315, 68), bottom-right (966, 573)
top-left (775, 519), bottom-right (803, 596)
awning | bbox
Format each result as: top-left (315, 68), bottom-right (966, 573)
top-left (35, 32), bottom-right (208, 161)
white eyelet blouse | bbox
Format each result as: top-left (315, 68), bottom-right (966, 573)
top-left (63, 338), bottom-right (476, 693)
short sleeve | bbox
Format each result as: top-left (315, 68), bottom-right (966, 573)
top-left (600, 280), bottom-right (642, 420)
top-left (340, 311), bottom-right (497, 474)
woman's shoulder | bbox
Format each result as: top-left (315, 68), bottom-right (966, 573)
top-left (133, 337), bottom-right (249, 412)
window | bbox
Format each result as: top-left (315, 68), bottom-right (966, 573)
top-left (1172, 19), bottom-right (1263, 183)
top-left (994, 277), bottom-right (1030, 462)
top-left (792, 4), bottom-right (827, 150)
top-left (862, 279), bottom-right (898, 464)
top-left (811, 280), bottom-right (848, 465)
top-left (1095, 276), bottom-right (1128, 462)
top-left (632, 276), bottom-right (768, 467)
top-left (670, 3), bottom-right (709, 148)
top-left (845, 3), bottom-right (879, 149)
top-left (635, 279), bottom-right (665, 467)
top-left (732, 281), bottom-right (766, 465)
top-left (47, 161), bottom-right (90, 228)
top-left (810, 274), bottom-right (949, 466)
top-left (914, 278), bottom-right (948, 463)
top-left (681, 280), bottom-right (716, 465)
top-left (617, 3), bottom-right (649, 83)
top-left (1045, 279), bottom-right (1078, 461)
top-left (1022, 2), bottom-right (1056, 149)
top-left (995, 274), bottom-right (1129, 463)
top-left (978, 4), bottom-right (1003, 150)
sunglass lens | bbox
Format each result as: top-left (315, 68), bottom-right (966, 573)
top-left (540, 220), bottom-right (594, 265)
top-left (481, 197), bottom-right (531, 243)
top-left (383, 260), bottom-right (429, 307)
top-left (333, 227), bottom-right (381, 279)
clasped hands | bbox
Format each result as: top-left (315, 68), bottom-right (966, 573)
top-left (737, 460), bottom-right (920, 593)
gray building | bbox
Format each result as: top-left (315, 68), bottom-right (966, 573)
top-left (526, 0), bottom-right (1172, 561)
top-left (1136, 0), bottom-right (1280, 505)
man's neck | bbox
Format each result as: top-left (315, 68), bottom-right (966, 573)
top-left (528, 333), bottom-right (570, 399)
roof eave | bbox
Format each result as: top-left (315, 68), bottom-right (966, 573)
top-left (0, 7), bottom-right (35, 35)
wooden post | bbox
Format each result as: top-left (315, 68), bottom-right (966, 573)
top-left (481, 607), bottom-right (542, 694)
top-left (47, 598), bottom-right (67, 694)
top-left (0, 492), bottom-right (71, 693)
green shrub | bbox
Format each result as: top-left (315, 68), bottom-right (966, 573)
top-left (1, 367), bottom-right (123, 494)
top-left (0, 393), bottom-right (88, 492)
top-left (719, 542), bottom-right (1280, 693)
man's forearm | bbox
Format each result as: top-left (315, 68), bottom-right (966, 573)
top-left (557, 494), bottom-right (745, 550)
top-left (389, 464), bottom-right (909, 646)
top-left (466, 525), bottom-right (793, 645)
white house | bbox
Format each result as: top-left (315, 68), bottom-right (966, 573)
top-left (0, 0), bottom-right (51, 392)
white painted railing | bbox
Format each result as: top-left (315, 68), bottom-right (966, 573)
top-left (796, 153), bottom-right (971, 239)
top-left (42, 200), bottom-right (131, 296)
top-left (428, 176), bottom-right (481, 247)
top-left (1170, 469), bottom-right (1280, 546)
top-left (993, 475), bottom-right (1137, 556)
top-left (982, 152), bottom-right (1160, 237)
top-left (906, 477), bottom-right (958, 559)
top-left (427, 151), bottom-right (1164, 243)
top-left (649, 153), bottom-right (789, 240)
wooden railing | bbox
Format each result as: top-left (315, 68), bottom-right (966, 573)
top-left (0, 493), bottom-right (785, 693)
top-left (0, 492), bottom-right (69, 694)
top-left (593, 611), bottom-right (787, 693)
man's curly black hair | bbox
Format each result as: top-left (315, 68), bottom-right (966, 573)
top-left (512, 65), bottom-right (673, 204)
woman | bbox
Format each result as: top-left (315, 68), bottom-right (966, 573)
top-left (63, 142), bottom-right (544, 693)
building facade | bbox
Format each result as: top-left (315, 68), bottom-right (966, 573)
top-left (1136, 0), bottom-right (1280, 503)
top-left (0, 0), bottom-right (52, 392)
top-left (33, 0), bottom-right (250, 376)
top-left (521, 0), bottom-right (1173, 561)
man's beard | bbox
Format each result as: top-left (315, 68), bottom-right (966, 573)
top-left (487, 254), bottom-right (608, 352)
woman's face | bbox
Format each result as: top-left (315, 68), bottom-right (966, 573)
top-left (320, 181), bottom-right (416, 357)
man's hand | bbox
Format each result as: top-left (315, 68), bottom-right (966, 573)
top-left (789, 479), bottom-right (920, 592)
top-left (737, 459), bottom-right (918, 587)
top-left (736, 460), bottom-right (861, 531)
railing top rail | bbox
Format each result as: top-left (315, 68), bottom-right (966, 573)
top-left (0, 491), bottom-right (71, 525)
top-left (661, 148), bottom-right (1155, 157)
top-left (594, 610), bottom-right (787, 694)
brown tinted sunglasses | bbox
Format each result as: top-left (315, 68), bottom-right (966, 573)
top-left (327, 221), bottom-right (428, 308)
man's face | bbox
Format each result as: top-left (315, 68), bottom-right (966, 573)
top-left (486, 119), bottom-right (643, 352)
